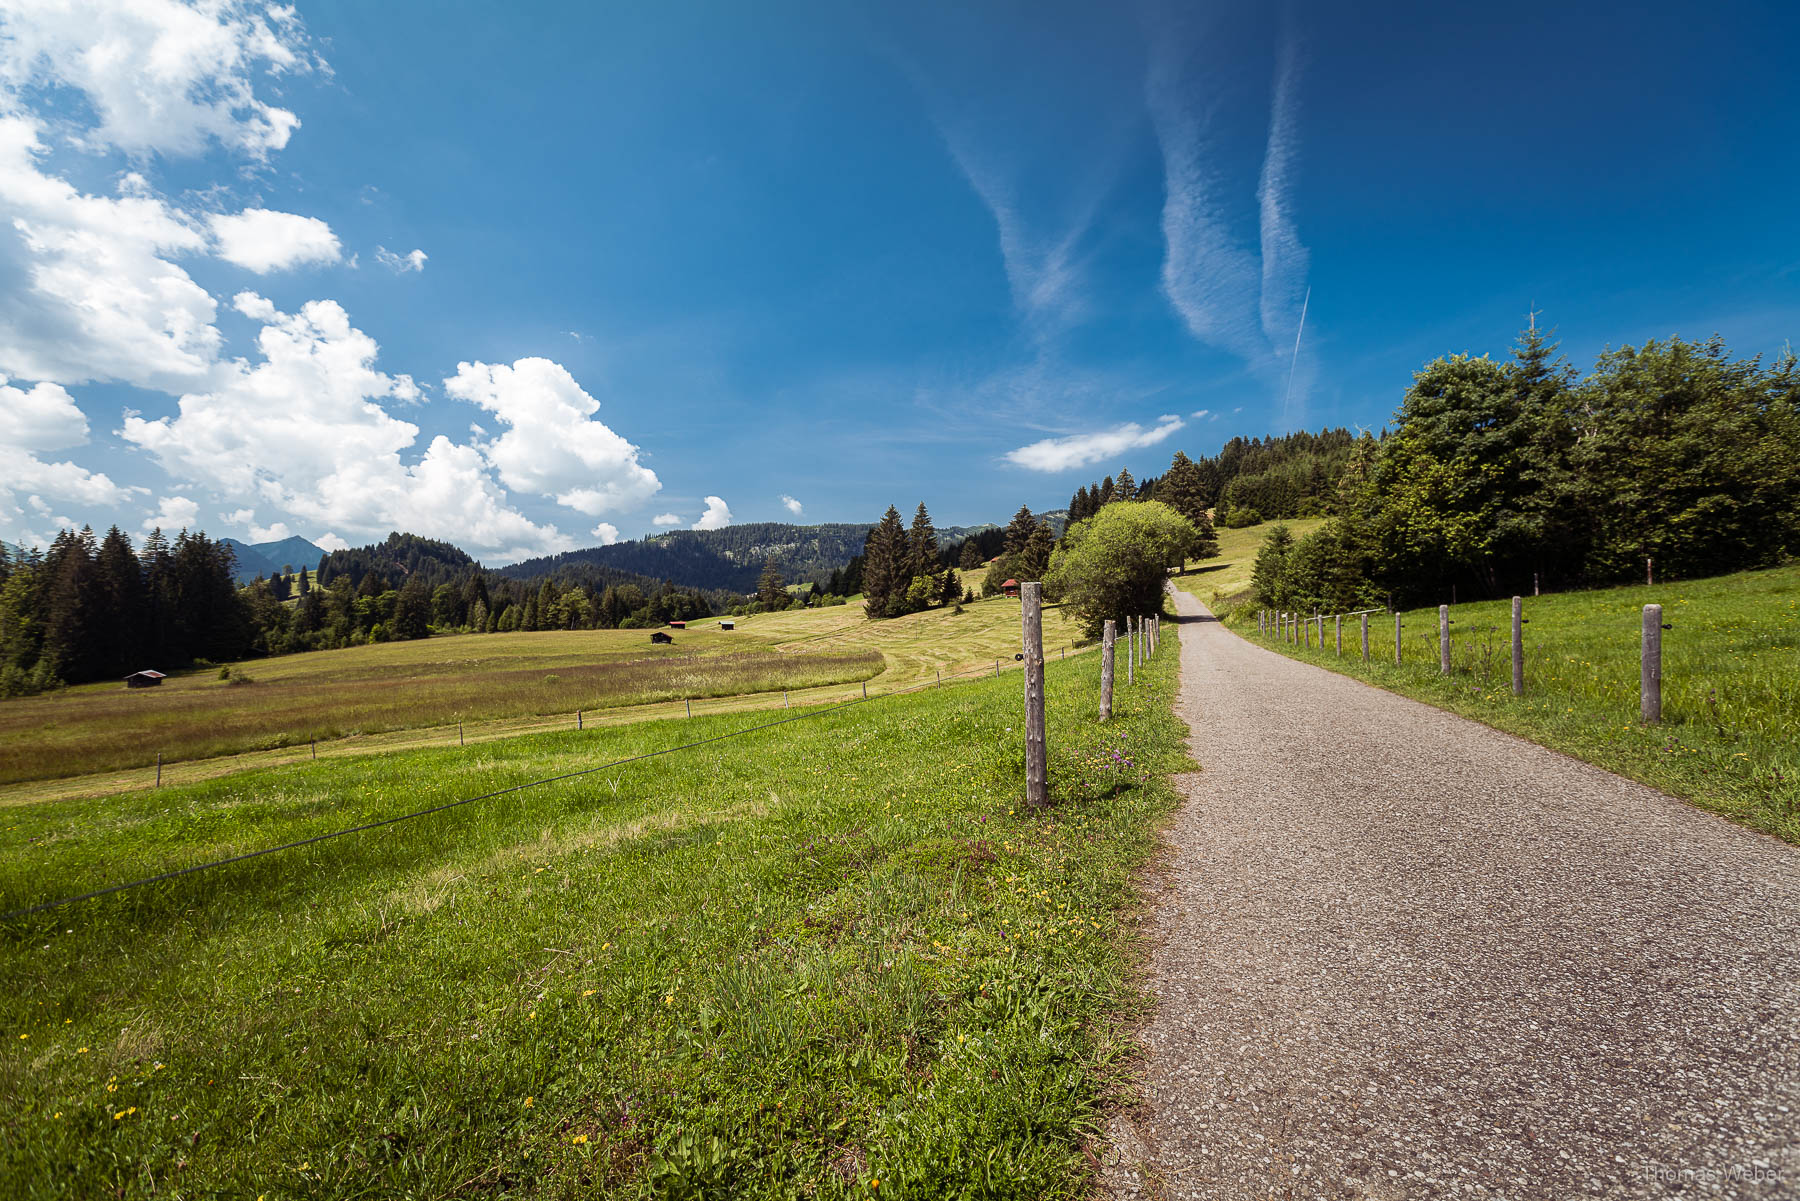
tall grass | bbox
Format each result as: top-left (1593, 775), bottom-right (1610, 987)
top-left (0, 643), bottom-right (1187, 1198)
top-left (1234, 564), bottom-right (1800, 842)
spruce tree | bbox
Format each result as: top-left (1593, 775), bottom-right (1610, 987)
top-left (757, 560), bottom-right (786, 608)
top-left (862, 506), bottom-right (908, 619)
top-left (1003, 505), bottom-right (1038, 560)
top-left (1114, 467), bottom-right (1136, 500)
top-left (907, 503), bottom-right (940, 578)
top-left (958, 540), bottom-right (982, 570)
top-left (1098, 476), bottom-right (1115, 507)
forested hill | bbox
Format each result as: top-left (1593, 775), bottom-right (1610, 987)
top-left (314, 533), bottom-right (476, 591)
top-left (501, 522), bottom-right (878, 593)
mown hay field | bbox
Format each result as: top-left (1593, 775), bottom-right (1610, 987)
top-left (0, 591), bottom-right (1086, 795)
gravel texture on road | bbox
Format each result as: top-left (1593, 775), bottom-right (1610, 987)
top-left (1099, 590), bottom-right (1800, 1200)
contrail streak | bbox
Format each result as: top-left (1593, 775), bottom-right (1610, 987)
top-left (1281, 284), bottom-right (1310, 428)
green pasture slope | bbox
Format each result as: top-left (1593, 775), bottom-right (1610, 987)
top-left (1, 641), bottom-right (1187, 1198)
top-left (1230, 564), bottom-right (1800, 843)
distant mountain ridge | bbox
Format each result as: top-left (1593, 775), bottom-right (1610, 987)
top-left (219, 535), bottom-right (329, 583)
top-left (501, 522), bottom-right (876, 593)
top-left (501, 516), bottom-right (1066, 594)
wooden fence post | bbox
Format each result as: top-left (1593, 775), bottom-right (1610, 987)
top-left (1439, 605), bottom-right (1451, 675)
top-left (1100, 619), bottom-right (1116, 721)
top-left (457, 725), bottom-right (462, 746)
top-left (577, 709), bottom-right (582, 730)
top-left (1360, 613), bottom-right (1370, 663)
top-left (1394, 611), bottom-right (1403, 666)
top-left (1022, 582), bottom-right (1048, 808)
top-left (1642, 604), bottom-right (1663, 723)
top-left (1127, 617), bottom-right (1135, 686)
top-left (156, 751), bottom-right (162, 788)
top-left (1511, 596), bottom-right (1524, 696)
top-left (1335, 614), bottom-right (1342, 655)
top-left (686, 699), bottom-right (692, 717)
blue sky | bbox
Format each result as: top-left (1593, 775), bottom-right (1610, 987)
top-left (1, 1), bottom-right (1796, 563)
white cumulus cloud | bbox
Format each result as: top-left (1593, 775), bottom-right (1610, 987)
top-left (693, 496), bottom-right (732, 530)
top-left (0, 0), bottom-right (316, 161)
top-left (780, 494), bottom-right (803, 517)
top-left (1003, 416), bottom-right (1185, 473)
top-left (443, 357), bottom-right (661, 517)
top-left (210, 208), bottom-right (340, 273)
top-left (652, 512), bottom-right (681, 527)
top-left (591, 522), bottom-right (620, 546)
top-left (0, 375), bottom-right (134, 511)
top-left (0, 116), bottom-right (221, 393)
top-left (120, 295), bottom-right (573, 562)
top-left (141, 494), bottom-right (199, 534)
top-left (375, 245), bottom-right (426, 273)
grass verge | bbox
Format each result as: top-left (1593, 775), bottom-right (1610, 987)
top-left (1, 638), bottom-right (1187, 1198)
top-left (1230, 564), bottom-right (1799, 843)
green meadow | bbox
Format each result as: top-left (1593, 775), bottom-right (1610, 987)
top-left (0, 638), bottom-right (1186, 1198)
top-left (1229, 564), bottom-right (1800, 843)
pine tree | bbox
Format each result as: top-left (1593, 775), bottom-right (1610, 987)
top-left (1098, 476), bottom-right (1115, 507)
top-left (1020, 519), bottom-right (1054, 580)
top-left (907, 503), bottom-right (939, 578)
top-left (958, 540), bottom-right (983, 570)
top-left (757, 559), bottom-right (786, 608)
top-left (1114, 467), bottom-right (1136, 500)
top-left (1003, 505), bottom-right (1038, 560)
top-left (862, 506), bottom-right (908, 619)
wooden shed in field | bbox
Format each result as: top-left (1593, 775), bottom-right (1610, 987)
top-left (125, 670), bottom-right (166, 688)
top-left (719, 621), bottom-right (735, 630)
top-left (668, 620), bottom-right (687, 629)
top-left (650, 631), bottom-right (674, 644)
top-left (1002, 579), bottom-right (1020, 599)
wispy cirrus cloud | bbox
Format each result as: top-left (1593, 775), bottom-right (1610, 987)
top-left (1003, 415), bottom-right (1185, 473)
top-left (1145, 3), bottom-right (1313, 423)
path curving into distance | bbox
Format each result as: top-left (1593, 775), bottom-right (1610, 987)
top-left (1100, 588), bottom-right (1800, 1200)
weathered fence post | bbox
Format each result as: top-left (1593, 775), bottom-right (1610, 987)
top-left (1360, 613), bottom-right (1370, 663)
top-left (995, 658), bottom-right (1000, 678)
top-left (577, 709), bottom-right (583, 730)
top-left (1127, 617), bottom-right (1136, 686)
top-left (1439, 605), bottom-right (1451, 675)
top-left (785, 690), bottom-right (790, 709)
top-left (1642, 604), bottom-right (1663, 723)
top-left (1100, 619), bottom-right (1116, 721)
top-left (861, 681), bottom-right (867, 699)
top-left (1335, 614), bottom-right (1342, 655)
top-left (156, 751), bottom-right (162, 788)
top-left (1511, 596), bottom-right (1524, 696)
top-left (1394, 611), bottom-right (1403, 665)
top-left (1259, 609), bottom-right (1266, 637)
top-left (457, 725), bottom-right (462, 746)
top-left (1646, 556), bottom-right (1654, 587)
top-left (686, 699), bottom-right (692, 717)
top-left (1022, 582), bottom-right (1048, 809)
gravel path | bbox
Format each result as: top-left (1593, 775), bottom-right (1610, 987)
top-left (1099, 590), bottom-right (1800, 1200)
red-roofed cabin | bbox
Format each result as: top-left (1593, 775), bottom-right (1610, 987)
top-left (1002, 579), bottom-right (1020, 599)
top-left (125, 670), bottom-right (166, 688)
top-left (667, 620), bottom-right (686, 629)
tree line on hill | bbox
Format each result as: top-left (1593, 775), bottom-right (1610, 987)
top-left (1252, 326), bottom-right (1800, 612)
